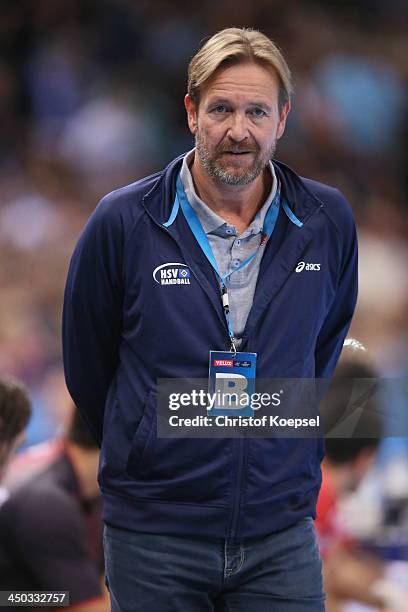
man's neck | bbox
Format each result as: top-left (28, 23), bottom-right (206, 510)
top-left (190, 156), bottom-right (272, 234)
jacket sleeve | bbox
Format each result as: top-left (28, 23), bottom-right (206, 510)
top-left (62, 193), bottom-right (124, 446)
top-left (314, 194), bottom-right (358, 379)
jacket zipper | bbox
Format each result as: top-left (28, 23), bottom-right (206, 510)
top-left (229, 437), bottom-right (246, 539)
top-left (227, 330), bottom-right (251, 539)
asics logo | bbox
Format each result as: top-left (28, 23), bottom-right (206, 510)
top-left (295, 261), bottom-right (321, 273)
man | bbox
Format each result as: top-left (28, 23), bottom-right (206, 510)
top-left (0, 408), bottom-right (109, 612)
top-left (0, 375), bottom-right (31, 493)
top-left (63, 28), bottom-right (358, 610)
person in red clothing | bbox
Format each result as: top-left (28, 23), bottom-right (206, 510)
top-left (316, 344), bottom-right (385, 610)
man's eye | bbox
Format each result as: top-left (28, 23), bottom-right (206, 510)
top-left (212, 105), bottom-right (228, 113)
top-left (249, 108), bottom-right (267, 117)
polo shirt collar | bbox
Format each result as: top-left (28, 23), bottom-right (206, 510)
top-left (180, 148), bottom-right (278, 237)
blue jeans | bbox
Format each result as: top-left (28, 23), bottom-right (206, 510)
top-left (104, 518), bottom-right (325, 611)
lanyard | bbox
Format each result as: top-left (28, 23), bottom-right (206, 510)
top-left (175, 174), bottom-right (280, 355)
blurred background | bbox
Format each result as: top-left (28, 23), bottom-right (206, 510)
top-left (0, 0), bottom-right (407, 609)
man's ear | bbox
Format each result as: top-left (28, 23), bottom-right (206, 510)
top-left (184, 94), bottom-right (198, 135)
top-left (277, 100), bottom-right (291, 140)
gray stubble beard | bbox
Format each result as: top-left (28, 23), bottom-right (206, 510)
top-left (195, 131), bottom-right (277, 186)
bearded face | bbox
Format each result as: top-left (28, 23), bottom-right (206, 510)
top-left (185, 61), bottom-right (289, 189)
top-left (195, 129), bottom-right (277, 186)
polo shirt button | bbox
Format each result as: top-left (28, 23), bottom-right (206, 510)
top-left (236, 239), bottom-right (241, 246)
top-left (226, 228), bottom-right (233, 235)
top-left (233, 260), bottom-right (240, 267)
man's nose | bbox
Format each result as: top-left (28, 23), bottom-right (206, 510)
top-left (226, 112), bottom-right (249, 142)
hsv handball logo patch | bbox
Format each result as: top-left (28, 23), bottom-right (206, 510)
top-left (153, 263), bottom-right (191, 285)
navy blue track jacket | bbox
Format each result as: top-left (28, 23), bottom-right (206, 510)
top-left (62, 154), bottom-right (358, 540)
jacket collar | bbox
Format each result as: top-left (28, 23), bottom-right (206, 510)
top-left (142, 153), bottom-right (323, 226)
top-left (273, 160), bottom-right (323, 221)
top-left (141, 153), bottom-right (184, 225)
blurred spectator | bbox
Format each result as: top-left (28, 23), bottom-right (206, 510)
top-left (0, 408), bottom-right (109, 611)
top-left (317, 344), bottom-right (408, 610)
top-left (0, 375), bottom-right (31, 490)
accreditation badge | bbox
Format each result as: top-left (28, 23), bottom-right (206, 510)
top-left (208, 351), bottom-right (257, 417)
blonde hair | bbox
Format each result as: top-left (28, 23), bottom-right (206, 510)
top-left (188, 28), bottom-right (293, 112)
